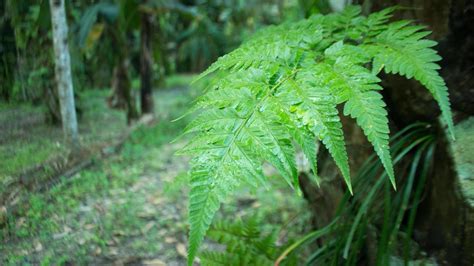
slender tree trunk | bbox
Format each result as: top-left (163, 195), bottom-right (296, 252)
top-left (109, 59), bottom-right (139, 124)
top-left (140, 9), bottom-right (154, 114)
top-left (49, 0), bottom-right (79, 149)
top-left (107, 27), bottom-right (139, 124)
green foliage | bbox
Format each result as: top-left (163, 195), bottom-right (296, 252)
top-left (165, 74), bottom-right (199, 89)
top-left (277, 123), bottom-right (436, 265)
top-left (200, 219), bottom-right (296, 266)
top-left (180, 6), bottom-right (454, 265)
top-left (77, 2), bottom-right (118, 47)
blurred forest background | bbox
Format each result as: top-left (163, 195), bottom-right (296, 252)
top-left (1, 0), bottom-right (473, 265)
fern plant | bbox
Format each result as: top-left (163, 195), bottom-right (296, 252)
top-left (178, 6), bottom-right (454, 265)
top-left (199, 219), bottom-right (296, 265)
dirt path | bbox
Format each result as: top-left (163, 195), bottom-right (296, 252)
top-left (81, 141), bottom-right (191, 266)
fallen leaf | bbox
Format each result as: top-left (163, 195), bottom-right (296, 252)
top-left (63, 225), bottom-right (72, 233)
top-left (113, 230), bottom-right (126, 236)
top-left (142, 222), bottom-right (155, 234)
top-left (84, 224), bottom-right (95, 230)
top-left (53, 231), bottom-right (69, 239)
top-left (176, 243), bottom-right (187, 257)
top-left (142, 258), bottom-right (166, 266)
top-left (148, 194), bottom-right (164, 205)
top-left (158, 229), bottom-right (167, 236)
top-left (164, 237), bottom-right (176, 244)
top-left (108, 247), bottom-right (119, 256)
top-left (94, 203), bottom-right (106, 213)
top-left (34, 241), bottom-right (43, 252)
top-left (16, 217), bottom-right (25, 228)
top-left (94, 247), bottom-right (102, 255)
top-left (0, 206), bottom-right (6, 223)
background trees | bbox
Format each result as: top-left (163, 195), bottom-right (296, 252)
top-left (1, 0), bottom-right (295, 125)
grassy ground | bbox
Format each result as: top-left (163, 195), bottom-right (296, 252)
top-left (1, 75), bottom-right (310, 265)
top-left (0, 89), bottom-right (126, 180)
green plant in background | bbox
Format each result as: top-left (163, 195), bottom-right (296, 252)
top-left (175, 0), bottom-right (290, 72)
top-left (179, 5), bottom-right (454, 265)
top-left (2, 0), bottom-right (53, 103)
top-left (276, 123), bottom-right (436, 265)
top-left (200, 218), bottom-right (297, 266)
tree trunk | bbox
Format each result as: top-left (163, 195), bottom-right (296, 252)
top-left (140, 8), bottom-right (154, 114)
top-left (107, 24), bottom-right (139, 124)
top-left (49, 0), bottom-right (79, 149)
top-left (109, 59), bottom-right (139, 124)
top-left (363, 1), bottom-right (474, 264)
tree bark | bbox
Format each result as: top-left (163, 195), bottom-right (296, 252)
top-left (140, 8), bottom-right (154, 114)
top-left (109, 59), bottom-right (139, 124)
top-left (106, 23), bottom-right (139, 124)
top-left (49, 0), bottom-right (79, 149)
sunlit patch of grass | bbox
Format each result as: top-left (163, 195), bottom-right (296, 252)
top-left (164, 74), bottom-right (198, 89)
top-left (0, 89), bottom-right (127, 180)
top-left (0, 141), bottom-right (64, 178)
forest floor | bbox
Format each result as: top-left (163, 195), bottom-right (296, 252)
top-left (0, 90), bottom-right (126, 179)
top-left (0, 76), bottom-right (310, 265)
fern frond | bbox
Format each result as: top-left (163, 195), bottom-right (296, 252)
top-left (311, 49), bottom-right (395, 188)
top-left (201, 219), bottom-right (279, 266)
top-left (278, 72), bottom-right (352, 192)
top-left (344, 90), bottom-right (394, 187)
top-left (197, 18), bottom-right (330, 81)
top-left (364, 21), bottom-right (455, 138)
top-left (312, 47), bottom-right (395, 187)
top-left (184, 70), bottom-right (300, 264)
top-left (200, 250), bottom-right (243, 266)
top-left (182, 5), bottom-right (454, 264)
top-left (289, 125), bottom-right (320, 184)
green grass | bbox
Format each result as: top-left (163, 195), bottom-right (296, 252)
top-left (0, 89), bottom-right (127, 180)
top-left (0, 141), bottom-right (64, 178)
top-left (164, 74), bottom-right (198, 89)
top-left (0, 101), bottom-right (64, 178)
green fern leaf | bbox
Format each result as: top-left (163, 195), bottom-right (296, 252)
top-left (290, 125), bottom-right (320, 184)
top-left (200, 250), bottom-right (242, 265)
top-left (201, 219), bottom-right (279, 266)
top-left (181, 5), bottom-right (454, 264)
top-left (364, 22), bottom-right (455, 139)
top-left (279, 73), bottom-right (352, 192)
top-left (344, 90), bottom-right (394, 187)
